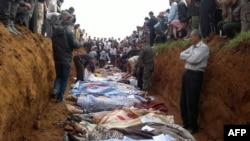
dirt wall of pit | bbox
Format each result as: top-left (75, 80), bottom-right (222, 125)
top-left (0, 24), bottom-right (54, 141)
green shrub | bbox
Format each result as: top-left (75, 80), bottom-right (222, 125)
top-left (153, 39), bottom-right (190, 54)
top-left (227, 31), bottom-right (250, 50)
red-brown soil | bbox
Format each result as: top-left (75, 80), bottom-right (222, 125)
top-left (0, 24), bottom-right (249, 141)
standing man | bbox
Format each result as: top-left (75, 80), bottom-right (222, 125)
top-left (177, 0), bottom-right (188, 21)
top-left (186, 0), bottom-right (200, 31)
top-left (0, 0), bottom-right (30, 35)
top-left (37, 0), bottom-right (45, 34)
top-left (51, 13), bottom-right (80, 103)
top-left (147, 11), bottom-right (158, 47)
top-left (199, 0), bottom-right (216, 38)
top-left (137, 39), bottom-right (154, 94)
top-left (179, 29), bottom-right (209, 134)
top-left (168, 0), bottom-right (179, 23)
top-left (109, 44), bottom-right (117, 66)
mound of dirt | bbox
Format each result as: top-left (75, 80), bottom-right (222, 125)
top-left (0, 24), bottom-right (55, 140)
top-left (0, 24), bottom-right (249, 141)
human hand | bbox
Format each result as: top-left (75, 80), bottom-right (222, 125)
top-left (25, 3), bottom-right (31, 10)
top-left (122, 74), bottom-right (128, 79)
top-left (222, 10), bottom-right (228, 19)
top-left (44, 6), bottom-right (48, 13)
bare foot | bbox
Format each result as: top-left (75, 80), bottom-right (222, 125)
top-left (66, 95), bottom-right (77, 101)
top-left (65, 104), bottom-right (83, 114)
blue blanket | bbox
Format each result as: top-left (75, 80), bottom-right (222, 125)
top-left (70, 81), bottom-right (141, 98)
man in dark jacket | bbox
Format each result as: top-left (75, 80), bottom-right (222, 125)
top-left (51, 15), bottom-right (80, 103)
top-left (147, 11), bottom-right (158, 47)
top-left (218, 0), bottom-right (248, 39)
top-left (199, 0), bottom-right (216, 38)
top-left (177, 0), bottom-right (188, 21)
top-left (186, 0), bottom-right (200, 30)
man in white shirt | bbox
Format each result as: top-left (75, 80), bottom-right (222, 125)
top-left (109, 45), bottom-right (117, 65)
top-left (99, 49), bottom-right (110, 68)
top-left (122, 56), bottom-right (139, 79)
top-left (89, 46), bottom-right (98, 59)
top-left (179, 29), bottom-right (209, 134)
